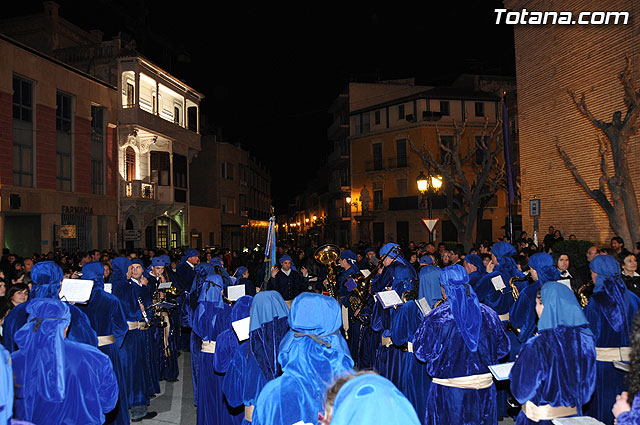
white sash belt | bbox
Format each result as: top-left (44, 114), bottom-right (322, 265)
top-left (431, 373), bottom-right (493, 389)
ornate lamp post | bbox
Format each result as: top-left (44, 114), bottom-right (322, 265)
top-left (417, 171), bottom-right (443, 242)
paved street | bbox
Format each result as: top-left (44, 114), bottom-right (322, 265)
top-left (142, 350), bottom-right (516, 425)
top-left (146, 352), bottom-right (196, 425)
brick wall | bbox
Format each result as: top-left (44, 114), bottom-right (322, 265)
top-left (36, 104), bottom-right (56, 190)
top-left (106, 125), bottom-right (117, 197)
top-left (509, 0), bottom-right (640, 246)
top-left (74, 116), bottom-right (91, 193)
top-left (0, 91), bottom-right (13, 186)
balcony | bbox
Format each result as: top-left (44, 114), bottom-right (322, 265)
top-left (387, 157), bottom-right (408, 169)
top-left (389, 196), bottom-right (419, 211)
top-left (364, 160), bottom-right (385, 172)
top-left (123, 180), bottom-right (157, 200)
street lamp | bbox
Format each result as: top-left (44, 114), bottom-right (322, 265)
top-left (417, 171), bottom-right (443, 242)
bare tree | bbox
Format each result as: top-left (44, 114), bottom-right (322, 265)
top-left (556, 57), bottom-right (640, 247)
top-left (410, 118), bottom-right (506, 251)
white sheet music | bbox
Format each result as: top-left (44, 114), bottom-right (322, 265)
top-left (491, 275), bottom-right (506, 291)
top-left (158, 281), bottom-right (173, 290)
top-left (376, 290), bottom-right (403, 309)
top-left (614, 361), bottom-right (630, 372)
top-left (360, 269), bottom-right (371, 278)
top-left (227, 284), bottom-right (246, 301)
top-left (488, 362), bottom-right (514, 381)
top-left (416, 297), bottom-right (431, 316)
top-left (103, 283), bottom-right (112, 294)
top-left (558, 279), bottom-right (572, 290)
top-left (551, 417), bottom-right (605, 425)
top-left (59, 279), bottom-right (93, 304)
top-left (232, 317), bottom-right (250, 342)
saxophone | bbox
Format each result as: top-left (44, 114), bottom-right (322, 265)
top-left (577, 283), bottom-right (594, 308)
top-left (509, 276), bottom-right (529, 301)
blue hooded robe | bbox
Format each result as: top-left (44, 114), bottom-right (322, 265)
top-left (78, 260), bottom-right (130, 425)
top-left (510, 281), bottom-right (596, 425)
top-left (584, 255), bottom-right (640, 424)
top-left (371, 243), bottom-right (416, 388)
top-left (110, 256), bottom-right (155, 408)
top-left (509, 252), bottom-right (561, 344)
top-left (192, 273), bottom-right (232, 425)
top-left (413, 265), bottom-right (510, 425)
top-left (329, 373), bottom-right (421, 425)
top-left (252, 293), bottom-right (354, 425)
top-left (2, 260), bottom-right (98, 352)
top-left (213, 295), bottom-right (253, 425)
top-left (11, 298), bottom-right (118, 425)
top-left (389, 265), bottom-right (440, 424)
top-left (0, 345), bottom-right (12, 425)
top-left (223, 291), bottom-right (290, 425)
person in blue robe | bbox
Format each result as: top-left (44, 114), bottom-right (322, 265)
top-left (209, 257), bottom-right (233, 290)
top-left (146, 256), bottom-right (180, 382)
top-left (79, 260), bottom-right (130, 425)
top-left (192, 273), bottom-right (232, 425)
top-left (371, 243), bottom-right (416, 388)
top-left (11, 298), bottom-right (119, 425)
top-left (463, 253), bottom-right (486, 290)
top-left (334, 250), bottom-right (363, 365)
top-left (233, 266), bottom-right (257, 296)
top-left (0, 345), bottom-right (12, 425)
top-left (252, 293), bottom-right (354, 425)
top-left (584, 254), bottom-right (640, 424)
top-left (327, 373), bottom-right (421, 425)
top-left (187, 263), bottom-right (217, 407)
top-left (223, 290), bottom-right (290, 425)
top-left (178, 249), bottom-right (200, 351)
top-left (2, 260), bottom-right (97, 352)
top-left (389, 265), bottom-right (439, 424)
top-left (131, 259), bottom-right (161, 397)
top-left (474, 242), bottom-right (526, 417)
top-left (613, 310), bottom-right (640, 424)
top-left (509, 281), bottom-right (596, 425)
top-left (510, 252), bottom-right (561, 345)
top-left (214, 295), bottom-right (253, 425)
top-left (110, 256), bottom-right (157, 422)
top-left (267, 254), bottom-right (309, 303)
top-left (413, 264), bottom-right (511, 425)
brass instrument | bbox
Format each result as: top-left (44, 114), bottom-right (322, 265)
top-left (314, 244), bottom-right (341, 300)
top-left (509, 276), bottom-right (529, 301)
top-left (577, 283), bottom-right (594, 308)
top-left (433, 296), bottom-right (447, 309)
top-left (350, 245), bottom-right (403, 322)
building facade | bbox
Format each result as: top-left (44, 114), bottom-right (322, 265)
top-left (1, 2), bottom-right (206, 252)
top-left (0, 34), bottom-right (119, 256)
top-left (348, 80), bottom-right (510, 246)
top-left (506, 0), bottom-right (640, 246)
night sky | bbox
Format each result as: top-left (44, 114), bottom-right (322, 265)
top-left (4, 1), bottom-right (515, 213)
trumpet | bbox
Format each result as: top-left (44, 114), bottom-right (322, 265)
top-left (433, 296), bottom-right (447, 309)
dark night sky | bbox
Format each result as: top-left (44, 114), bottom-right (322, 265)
top-left (5, 1), bottom-right (515, 213)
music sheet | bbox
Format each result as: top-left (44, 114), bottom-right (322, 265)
top-left (59, 279), bottom-right (93, 304)
top-left (232, 317), bottom-right (250, 341)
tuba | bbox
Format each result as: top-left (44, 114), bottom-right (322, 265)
top-left (314, 244), bottom-right (341, 300)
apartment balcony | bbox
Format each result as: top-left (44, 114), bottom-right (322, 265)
top-left (122, 180), bottom-right (157, 200)
top-left (387, 157), bottom-right (408, 169)
top-left (119, 107), bottom-right (200, 151)
top-left (364, 160), bottom-right (385, 172)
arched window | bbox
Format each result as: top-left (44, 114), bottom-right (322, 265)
top-left (125, 147), bottom-right (136, 181)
